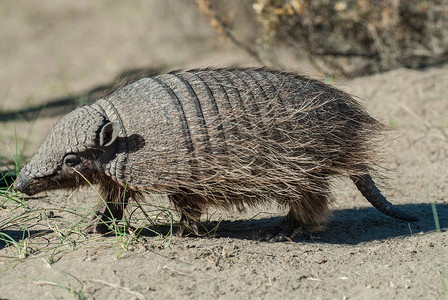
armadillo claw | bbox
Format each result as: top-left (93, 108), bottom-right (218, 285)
top-left (257, 221), bottom-right (304, 242)
top-left (84, 217), bottom-right (111, 234)
top-left (175, 213), bottom-right (200, 237)
top-left (84, 202), bottom-right (124, 234)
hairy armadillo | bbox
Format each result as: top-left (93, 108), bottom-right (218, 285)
top-left (14, 67), bottom-right (416, 240)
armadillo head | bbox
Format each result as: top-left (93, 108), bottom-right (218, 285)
top-left (14, 105), bottom-right (121, 196)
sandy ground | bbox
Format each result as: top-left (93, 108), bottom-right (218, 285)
top-left (0, 1), bottom-right (447, 299)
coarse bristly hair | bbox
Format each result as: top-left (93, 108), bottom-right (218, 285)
top-left (15, 67), bottom-right (398, 233)
top-left (106, 67), bottom-right (391, 226)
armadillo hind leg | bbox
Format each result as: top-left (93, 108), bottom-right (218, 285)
top-left (84, 198), bottom-right (129, 234)
top-left (260, 189), bottom-right (331, 242)
top-left (169, 193), bottom-right (202, 237)
top-left (351, 174), bottom-right (417, 221)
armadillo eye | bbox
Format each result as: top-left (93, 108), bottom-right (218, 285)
top-left (63, 154), bottom-right (81, 167)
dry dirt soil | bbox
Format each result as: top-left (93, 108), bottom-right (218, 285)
top-left (0, 1), bottom-right (447, 299)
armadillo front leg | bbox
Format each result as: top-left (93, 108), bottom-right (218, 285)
top-left (84, 194), bottom-right (129, 234)
top-left (176, 212), bottom-right (201, 237)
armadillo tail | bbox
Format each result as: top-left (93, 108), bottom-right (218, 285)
top-left (351, 174), bottom-right (418, 222)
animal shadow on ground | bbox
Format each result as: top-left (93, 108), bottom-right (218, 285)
top-left (0, 203), bottom-right (445, 251)
top-left (136, 203), bottom-right (447, 245)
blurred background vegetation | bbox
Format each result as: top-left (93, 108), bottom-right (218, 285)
top-left (196, 0), bottom-right (448, 76)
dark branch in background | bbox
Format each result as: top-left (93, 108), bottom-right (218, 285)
top-left (195, 0), bottom-right (266, 66)
top-left (0, 67), bottom-right (163, 123)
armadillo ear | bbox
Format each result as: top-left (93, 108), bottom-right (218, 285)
top-left (99, 121), bottom-right (121, 147)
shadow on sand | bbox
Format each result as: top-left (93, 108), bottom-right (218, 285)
top-left (163, 203), bottom-right (447, 245)
top-left (0, 203), bottom-right (446, 251)
top-left (0, 67), bottom-right (163, 123)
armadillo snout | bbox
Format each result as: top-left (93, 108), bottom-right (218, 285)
top-left (13, 172), bottom-right (38, 196)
